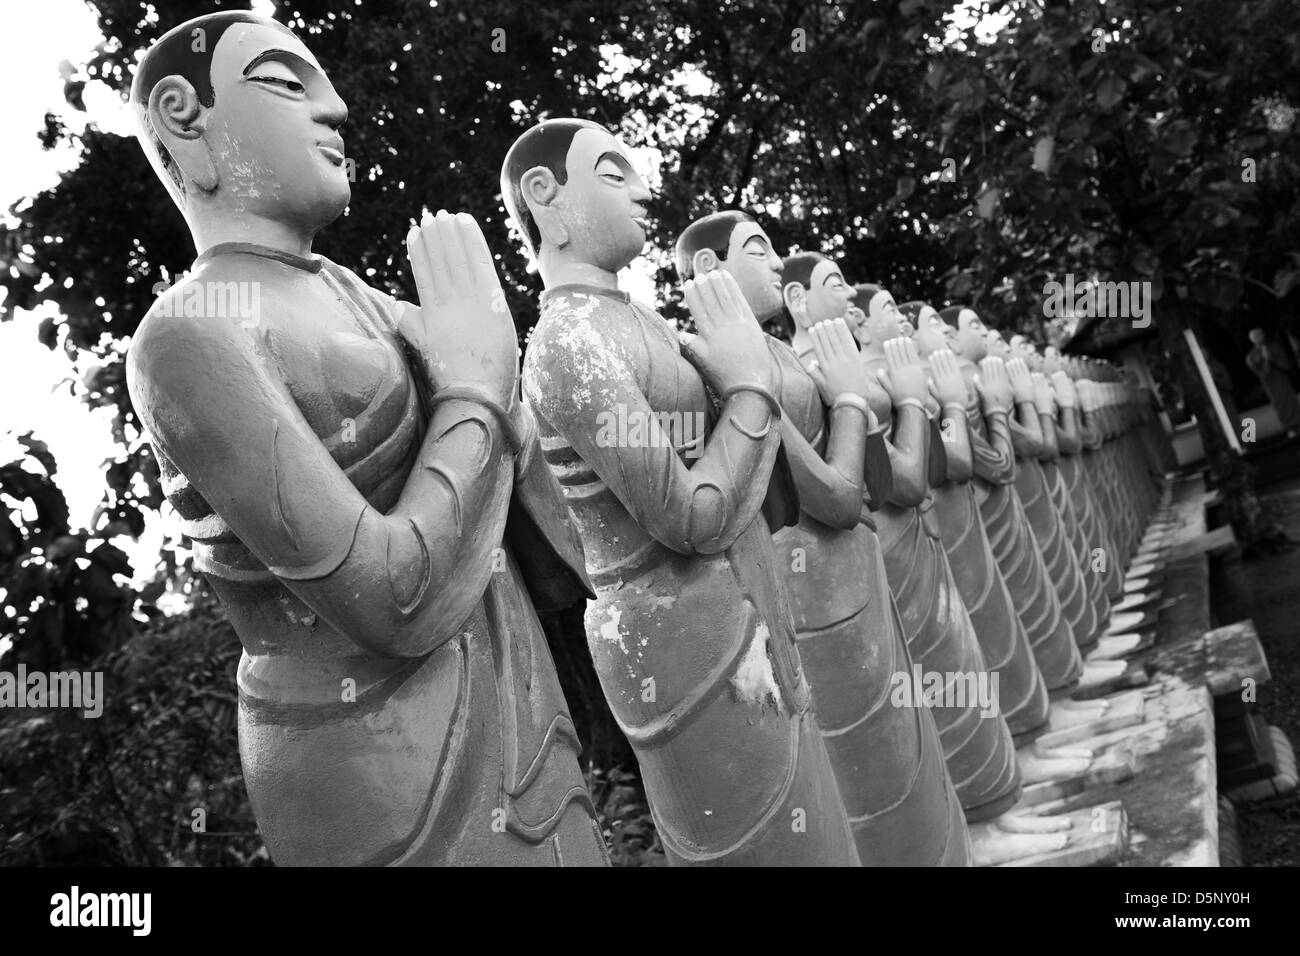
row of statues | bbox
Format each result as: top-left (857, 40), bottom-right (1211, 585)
top-left (125, 13), bottom-right (1174, 866)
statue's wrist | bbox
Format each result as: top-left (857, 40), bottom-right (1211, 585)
top-left (721, 382), bottom-right (783, 422)
top-left (831, 392), bottom-right (872, 425)
top-left (429, 384), bottom-right (524, 457)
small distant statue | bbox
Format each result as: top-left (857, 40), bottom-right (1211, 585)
top-left (1246, 328), bottom-right (1300, 439)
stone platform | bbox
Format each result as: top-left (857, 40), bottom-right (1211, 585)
top-left (977, 473), bottom-right (1277, 866)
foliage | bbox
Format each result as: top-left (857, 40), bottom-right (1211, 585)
top-left (0, 434), bottom-right (141, 671)
top-left (0, 596), bottom-right (266, 866)
top-left (910, 0), bottom-right (1300, 544)
top-left (588, 765), bottom-right (666, 867)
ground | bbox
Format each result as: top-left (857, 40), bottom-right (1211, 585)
top-left (1210, 437), bottom-right (1300, 866)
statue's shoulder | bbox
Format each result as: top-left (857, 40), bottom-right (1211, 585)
top-left (536, 287), bottom-right (627, 334)
top-left (129, 259), bottom-right (287, 398)
top-left (530, 289), bottom-right (644, 366)
top-left (524, 290), bottom-right (644, 417)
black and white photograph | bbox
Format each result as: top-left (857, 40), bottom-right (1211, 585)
top-left (0, 0), bottom-right (1294, 930)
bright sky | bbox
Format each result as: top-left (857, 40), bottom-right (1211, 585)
top-left (0, 0), bottom-right (159, 575)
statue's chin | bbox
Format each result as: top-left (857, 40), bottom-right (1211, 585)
top-left (299, 190), bottom-right (351, 234)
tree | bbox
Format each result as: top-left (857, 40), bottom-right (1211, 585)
top-left (0, 435), bottom-right (139, 671)
top-left (914, 0), bottom-right (1300, 547)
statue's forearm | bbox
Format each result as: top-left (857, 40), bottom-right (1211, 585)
top-left (1036, 412), bottom-right (1060, 461)
top-left (1010, 400), bottom-right (1044, 457)
top-left (1079, 410), bottom-right (1104, 449)
top-left (1056, 407), bottom-right (1083, 455)
top-left (289, 398), bottom-right (516, 658)
top-left (780, 405), bottom-right (868, 530)
top-left (941, 405), bottom-right (974, 482)
top-left (885, 404), bottom-right (930, 506)
top-left (971, 407), bottom-right (1016, 484)
top-left (668, 391), bottom-right (783, 552)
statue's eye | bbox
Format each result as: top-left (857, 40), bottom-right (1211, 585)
top-left (595, 158), bottom-right (627, 184)
top-left (248, 60), bottom-right (305, 93)
top-left (251, 76), bottom-right (305, 93)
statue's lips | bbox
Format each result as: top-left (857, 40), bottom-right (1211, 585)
top-left (318, 141), bottom-right (346, 165)
top-left (631, 216), bottom-right (649, 233)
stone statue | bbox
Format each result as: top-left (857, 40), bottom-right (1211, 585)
top-left (124, 13), bottom-right (609, 866)
top-left (1246, 327), bottom-right (1300, 438)
top-left (846, 282), bottom-right (1021, 822)
top-left (1021, 344), bottom-right (1114, 639)
top-left (983, 328), bottom-right (1095, 654)
top-left (938, 308), bottom-right (1083, 694)
top-left (506, 120), bottom-right (858, 865)
top-left (674, 215), bottom-right (970, 864)
top-left (1007, 336), bottom-right (1106, 652)
top-left (1042, 348), bottom-right (1123, 602)
top-left (902, 303), bottom-right (1052, 743)
top-left (1083, 368), bottom-right (1150, 566)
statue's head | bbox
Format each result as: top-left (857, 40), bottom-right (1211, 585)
top-left (1249, 327), bottom-right (1266, 345)
top-left (131, 12), bottom-right (350, 235)
top-left (780, 253), bottom-right (855, 331)
top-left (675, 211), bottom-right (784, 321)
top-left (899, 301), bottom-right (947, 356)
top-left (1009, 334), bottom-right (1044, 371)
top-left (501, 118), bottom-right (650, 274)
top-left (852, 283), bottom-right (904, 348)
top-left (938, 306), bottom-right (987, 362)
top-left (985, 327), bottom-right (1011, 359)
top-left (1042, 344), bottom-right (1063, 374)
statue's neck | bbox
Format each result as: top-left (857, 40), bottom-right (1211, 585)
top-left (791, 326), bottom-right (814, 358)
top-left (860, 341), bottom-right (886, 361)
top-left (189, 211), bottom-right (316, 261)
top-left (537, 247), bottom-right (621, 292)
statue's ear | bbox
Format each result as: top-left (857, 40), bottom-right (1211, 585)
top-left (520, 166), bottom-right (568, 248)
top-left (691, 248), bottom-right (719, 276)
top-left (782, 281), bottom-right (809, 328)
top-left (148, 75), bottom-right (218, 194)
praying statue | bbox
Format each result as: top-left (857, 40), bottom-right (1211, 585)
top-left (904, 303), bottom-right (1052, 742)
top-left (674, 212), bottom-right (971, 864)
top-left (125, 13), bottom-right (608, 866)
top-left (938, 308), bottom-right (1083, 694)
top-left (846, 281), bottom-right (1021, 822)
top-left (506, 119), bottom-right (858, 865)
